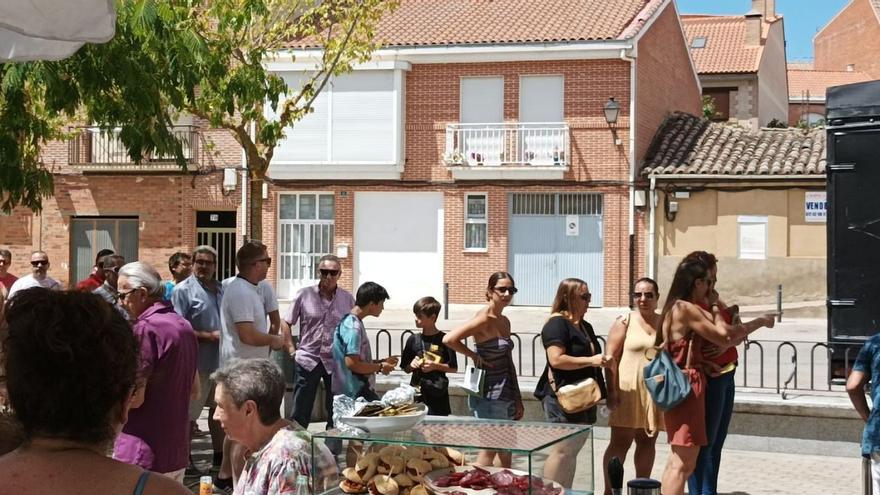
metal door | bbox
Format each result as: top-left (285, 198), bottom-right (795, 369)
top-left (508, 193), bottom-right (604, 306)
top-left (196, 211), bottom-right (236, 281)
top-left (277, 193), bottom-right (335, 299)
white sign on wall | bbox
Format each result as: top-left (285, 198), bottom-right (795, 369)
top-left (565, 215), bottom-right (579, 236)
top-left (805, 191), bottom-right (827, 223)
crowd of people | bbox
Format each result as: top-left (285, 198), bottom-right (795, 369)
top-left (0, 243), bottom-right (783, 495)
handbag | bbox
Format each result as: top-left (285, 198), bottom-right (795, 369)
top-left (459, 363), bottom-right (486, 397)
top-left (548, 366), bottom-right (601, 413)
top-left (643, 328), bottom-right (693, 411)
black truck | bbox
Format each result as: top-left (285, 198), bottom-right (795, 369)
top-left (826, 79), bottom-right (880, 382)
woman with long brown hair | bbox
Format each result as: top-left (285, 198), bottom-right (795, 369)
top-left (534, 277), bottom-right (609, 487)
top-left (658, 259), bottom-right (775, 494)
top-left (444, 271), bottom-right (524, 468)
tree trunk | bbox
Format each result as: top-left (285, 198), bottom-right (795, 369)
top-left (248, 172), bottom-right (264, 242)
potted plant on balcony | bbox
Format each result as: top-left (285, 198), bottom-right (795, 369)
top-left (443, 150), bottom-right (465, 165)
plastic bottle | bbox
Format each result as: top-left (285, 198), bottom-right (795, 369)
top-left (295, 473), bottom-right (311, 495)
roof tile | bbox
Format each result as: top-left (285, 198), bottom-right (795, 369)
top-left (681, 15), bottom-right (769, 74)
top-left (642, 113), bottom-right (826, 177)
top-left (290, 0), bottom-right (660, 48)
top-left (788, 67), bottom-right (873, 99)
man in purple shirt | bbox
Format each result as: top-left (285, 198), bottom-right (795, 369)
top-left (113, 261), bottom-right (198, 483)
top-left (283, 254), bottom-right (354, 429)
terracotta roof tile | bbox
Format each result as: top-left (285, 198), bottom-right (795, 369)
top-left (641, 112), bottom-right (826, 177)
top-left (788, 68), bottom-right (872, 100)
top-left (788, 61), bottom-right (813, 70)
top-left (681, 15), bottom-right (768, 74)
top-left (290, 0), bottom-right (661, 48)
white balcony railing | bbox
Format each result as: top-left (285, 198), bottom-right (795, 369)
top-left (444, 122), bottom-right (569, 167)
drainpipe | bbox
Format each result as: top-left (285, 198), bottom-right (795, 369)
top-left (621, 48), bottom-right (637, 303)
top-left (648, 176), bottom-right (656, 279)
top-left (241, 135), bottom-right (249, 244)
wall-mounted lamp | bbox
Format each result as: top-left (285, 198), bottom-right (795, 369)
top-left (604, 97), bottom-right (621, 125)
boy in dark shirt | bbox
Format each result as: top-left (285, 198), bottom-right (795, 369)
top-left (401, 297), bottom-right (458, 415)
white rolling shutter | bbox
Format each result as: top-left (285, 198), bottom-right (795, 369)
top-left (520, 75), bottom-right (564, 123)
top-left (461, 77), bottom-right (504, 123)
top-left (271, 72), bottom-right (330, 162)
top-left (331, 71), bottom-right (394, 162)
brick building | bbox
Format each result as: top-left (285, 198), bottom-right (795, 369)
top-left (682, 0), bottom-right (788, 129)
top-left (787, 62), bottom-right (871, 126)
top-left (0, 0), bottom-right (701, 308)
top-left (814, 0), bottom-right (880, 79)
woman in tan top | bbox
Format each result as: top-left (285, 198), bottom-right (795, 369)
top-left (601, 278), bottom-right (664, 495)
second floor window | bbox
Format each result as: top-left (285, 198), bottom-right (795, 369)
top-left (270, 70), bottom-right (398, 164)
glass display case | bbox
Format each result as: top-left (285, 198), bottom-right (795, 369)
top-left (310, 418), bottom-right (594, 495)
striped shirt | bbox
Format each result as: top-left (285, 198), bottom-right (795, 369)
top-left (284, 285), bottom-right (354, 373)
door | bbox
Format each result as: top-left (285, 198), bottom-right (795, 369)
top-left (277, 193), bottom-right (335, 299)
top-left (196, 211), bottom-right (236, 281)
top-left (460, 77), bottom-right (504, 165)
top-left (520, 75), bottom-right (566, 165)
top-left (508, 193), bottom-right (604, 306)
top-left (354, 192), bottom-right (444, 308)
top-left (70, 217), bottom-right (139, 283)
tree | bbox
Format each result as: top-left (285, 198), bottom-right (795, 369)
top-left (0, 0), bottom-right (396, 240)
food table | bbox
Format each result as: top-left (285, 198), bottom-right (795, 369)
top-left (311, 418), bottom-right (594, 495)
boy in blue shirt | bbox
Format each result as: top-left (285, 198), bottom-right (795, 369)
top-left (848, 334), bottom-right (880, 493)
top-left (332, 282), bottom-right (398, 401)
top-left (401, 296), bottom-right (458, 415)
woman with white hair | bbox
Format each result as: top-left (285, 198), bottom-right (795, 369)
top-left (212, 358), bottom-right (336, 494)
top-left (113, 261), bottom-right (199, 483)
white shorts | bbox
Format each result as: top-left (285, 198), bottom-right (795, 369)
top-left (871, 452), bottom-right (880, 494)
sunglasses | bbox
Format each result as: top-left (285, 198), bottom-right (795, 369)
top-left (30, 260), bottom-right (49, 267)
top-left (493, 286), bottom-right (518, 295)
top-left (105, 265), bottom-right (121, 274)
top-left (319, 269), bottom-right (340, 277)
top-left (633, 292), bottom-right (655, 300)
top-left (118, 288), bottom-right (140, 301)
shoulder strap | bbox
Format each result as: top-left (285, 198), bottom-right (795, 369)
top-left (133, 470), bottom-right (150, 495)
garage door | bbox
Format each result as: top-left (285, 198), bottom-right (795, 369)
top-left (354, 192), bottom-right (444, 308)
top-left (508, 193), bottom-right (604, 306)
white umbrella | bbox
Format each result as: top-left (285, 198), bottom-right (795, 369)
top-left (0, 0), bottom-right (116, 62)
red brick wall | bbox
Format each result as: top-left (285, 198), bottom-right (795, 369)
top-left (635, 2), bottom-right (702, 161)
top-left (788, 102), bottom-right (825, 126)
top-left (814, 0), bottom-right (880, 78)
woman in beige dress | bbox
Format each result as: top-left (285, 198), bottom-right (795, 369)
top-left (601, 277), bottom-right (664, 494)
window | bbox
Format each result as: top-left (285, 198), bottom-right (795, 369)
top-left (738, 215), bottom-right (768, 260)
top-left (460, 77), bottom-right (504, 123)
top-left (278, 193), bottom-right (335, 299)
top-left (269, 70), bottom-right (398, 164)
top-left (703, 87), bottom-right (736, 121)
top-left (519, 75), bottom-right (564, 123)
top-left (464, 194), bottom-right (488, 251)
top-left (691, 36), bottom-right (707, 49)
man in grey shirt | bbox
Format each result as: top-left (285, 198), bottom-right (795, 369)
top-left (171, 245), bottom-right (225, 473)
top-left (92, 254), bottom-right (127, 319)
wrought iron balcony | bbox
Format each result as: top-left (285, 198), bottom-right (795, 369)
top-left (444, 122), bottom-right (570, 169)
top-left (67, 125), bottom-right (200, 171)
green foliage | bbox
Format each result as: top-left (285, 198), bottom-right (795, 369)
top-left (0, 0), bottom-right (396, 229)
top-left (766, 118), bottom-right (788, 129)
top-left (701, 95), bottom-right (718, 120)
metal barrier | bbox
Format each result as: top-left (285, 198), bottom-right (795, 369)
top-left (366, 327), bottom-right (867, 396)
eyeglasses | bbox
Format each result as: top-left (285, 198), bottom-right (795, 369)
top-left (253, 257), bottom-right (272, 266)
top-left (194, 259), bottom-right (215, 266)
top-left (118, 288), bottom-right (140, 301)
top-left (319, 269), bottom-right (340, 278)
top-left (580, 292), bottom-right (592, 302)
top-left (633, 292), bottom-right (655, 300)
top-left (105, 265), bottom-right (121, 274)
top-left (30, 260), bottom-right (49, 267)
top-left (493, 287), bottom-right (518, 295)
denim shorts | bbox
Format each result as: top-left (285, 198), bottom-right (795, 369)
top-left (468, 396), bottom-right (516, 420)
top-left (541, 394), bottom-right (596, 425)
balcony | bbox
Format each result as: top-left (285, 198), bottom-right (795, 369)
top-left (444, 122), bottom-right (569, 180)
top-left (68, 125), bottom-right (200, 172)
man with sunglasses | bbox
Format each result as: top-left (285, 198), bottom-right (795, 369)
top-left (283, 254), bottom-right (354, 430)
top-left (75, 248), bottom-right (115, 292)
top-left (0, 249), bottom-right (18, 291)
top-left (92, 254), bottom-right (128, 319)
top-left (8, 251), bottom-right (61, 299)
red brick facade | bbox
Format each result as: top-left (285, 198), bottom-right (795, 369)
top-left (814, 0), bottom-right (880, 78)
top-left (1, 1), bottom-right (699, 308)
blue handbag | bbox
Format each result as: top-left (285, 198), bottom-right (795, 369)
top-left (643, 336), bottom-right (693, 411)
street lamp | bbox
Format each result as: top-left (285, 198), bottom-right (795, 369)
top-left (604, 97), bottom-right (620, 125)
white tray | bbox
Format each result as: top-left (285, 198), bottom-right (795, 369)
top-left (338, 404), bottom-right (428, 433)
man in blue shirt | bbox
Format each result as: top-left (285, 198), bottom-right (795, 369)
top-left (171, 246), bottom-right (224, 475)
top-left (848, 334), bottom-right (880, 493)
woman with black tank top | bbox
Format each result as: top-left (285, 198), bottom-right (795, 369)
top-left (534, 278), bottom-right (610, 488)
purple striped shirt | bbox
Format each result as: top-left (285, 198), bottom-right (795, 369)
top-left (284, 285), bottom-right (354, 373)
